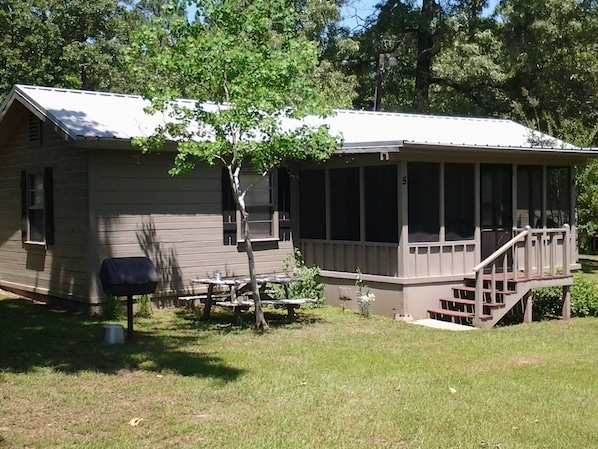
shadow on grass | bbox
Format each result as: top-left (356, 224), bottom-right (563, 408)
top-left (580, 257), bottom-right (598, 276)
top-left (0, 298), bottom-right (243, 381)
top-left (178, 306), bottom-right (325, 334)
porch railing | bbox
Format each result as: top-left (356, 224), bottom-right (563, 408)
top-left (472, 225), bottom-right (571, 326)
top-left (299, 240), bottom-right (399, 277)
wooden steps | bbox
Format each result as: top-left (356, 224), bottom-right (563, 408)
top-left (451, 286), bottom-right (515, 296)
top-left (440, 297), bottom-right (506, 309)
top-left (428, 270), bottom-right (573, 328)
top-left (428, 273), bottom-right (518, 326)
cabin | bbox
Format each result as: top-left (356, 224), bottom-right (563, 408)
top-left (0, 85), bottom-right (295, 313)
top-left (0, 85), bottom-right (596, 326)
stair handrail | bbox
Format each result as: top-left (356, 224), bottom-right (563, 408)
top-left (472, 225), bottom-right (571, 327)
top-left (472, 227), bottom-right (530, 274)
top-left (472, 226), bottom-right (531, 327)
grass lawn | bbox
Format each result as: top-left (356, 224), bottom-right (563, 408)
top-left (1, 297), bottom-right (598, 448)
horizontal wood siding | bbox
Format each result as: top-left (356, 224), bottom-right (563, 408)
top-left (89, 150), bottom-right (292, 300)
top-left (0, 113), bottom-right (89, 301)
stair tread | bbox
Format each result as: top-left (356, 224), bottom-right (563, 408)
top-left (428, 308), bottom-right (492, 320)
top-left (439, 297), bottom-right (506, 308)
top-left (453, 285), bottom-right (515, 295)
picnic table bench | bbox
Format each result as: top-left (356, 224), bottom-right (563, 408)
top-left (180, 275), bottom-right (314, 325)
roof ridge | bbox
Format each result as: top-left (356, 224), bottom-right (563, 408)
top-left (333, 108), bottom-right (510, 123)
top-left (17, 84), bottom-right (144, 101)
top-left (16, 85), bottom-right (211, 108)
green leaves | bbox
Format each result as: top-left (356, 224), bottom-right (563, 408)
top-left (0, 0), bottom-right (135, 97)
top-left (131, 0), bottom-right (343, 179)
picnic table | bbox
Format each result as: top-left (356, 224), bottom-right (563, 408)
top-left (186, 275), bottom-right (314, 324)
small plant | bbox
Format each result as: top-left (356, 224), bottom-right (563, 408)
top-left (104, 295), bottom-right (124, 320)
top-left (355, 268), bottom-right (375, 318)
top-left (136, 294), bottom-right (153, 318)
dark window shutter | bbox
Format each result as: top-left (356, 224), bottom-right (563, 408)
top-left (20, 169), bottom-right (27, 243)
top-left (277, 168), bottom-right (291, 241)
top-left (222, 168), bottom-right (237, 245)
top-left (44, 167), bottom-right (54, 245)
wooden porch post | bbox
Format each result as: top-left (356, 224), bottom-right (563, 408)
top-left (562, 285), bottom-right (571, 321)
top-left (474, 163), bottom-right (481, 264)
top-left (563, 224), bottom-right (571, 276)
top-left (398, 161), bottom-right (409, 278)
top-left (523, 291), bottom-right (533, 323)
top-left (524, 226), bottom-right (532, 278)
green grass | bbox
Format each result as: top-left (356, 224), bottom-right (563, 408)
top-left (1, 297), bottom-right (598, 448)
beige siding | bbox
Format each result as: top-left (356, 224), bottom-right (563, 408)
top-left (88, 150), bottom-right (293, 301)
top-left (0, 113), bottom-right (89, 302)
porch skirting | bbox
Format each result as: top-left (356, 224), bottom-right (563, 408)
top-left (320, 270), bottom-right (466, 320)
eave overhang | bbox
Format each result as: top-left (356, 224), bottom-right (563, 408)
top-left (337, 139), bottom-right (598, 164)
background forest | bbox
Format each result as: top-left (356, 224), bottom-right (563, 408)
top-left (2, 0), bottom-right (598, 248)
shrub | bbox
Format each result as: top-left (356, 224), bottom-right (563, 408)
top-left (571, 272), bottom-right (598, 317)
top-left (533, 272), bottom-right (598, 318)
top-left (278, 248), bottom-right (324, 307)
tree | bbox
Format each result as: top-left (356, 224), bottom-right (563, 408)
top-left (496, 0), bottom-right (598, 135)
top-left (130, 0), bottom-right (344, 332)
top-left (348, 0), bottom-right (502, 112)
top-left (0, 0), bottom-right (136, 98)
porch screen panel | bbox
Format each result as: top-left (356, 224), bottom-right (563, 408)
top-left (517, 166), bottom-right (542, 228)
top-left (408, 162), bottom-right (439, 242)
top-left (364, 165), bottom-right (398, 243)
top-left (547, 166), bottom-right (571, 227)
top-left (330, 167), bottom-right (360, 241)
top-left (444, 163), bottom-right (474, 241)
top-left (298, 170), bottom-right (326, 239)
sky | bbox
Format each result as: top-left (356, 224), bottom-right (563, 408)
top-left (340, 0), bottom-right (502, 30)
top-left (188, 1), bottom-right (502, 31)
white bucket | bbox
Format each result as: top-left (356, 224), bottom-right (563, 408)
top-left (102, 324), bottom-right (125, 344)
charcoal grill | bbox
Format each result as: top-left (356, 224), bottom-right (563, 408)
top-left (99, 257), bottom-right (159, 341)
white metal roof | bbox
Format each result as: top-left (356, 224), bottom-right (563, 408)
top-left (0, 84), bottom-right (589, 153)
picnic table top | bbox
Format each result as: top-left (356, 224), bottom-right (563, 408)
top-left (191, 275), bottom-right (302, 285)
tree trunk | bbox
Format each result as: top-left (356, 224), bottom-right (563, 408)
top-left (415, 0), bottom-right (437, 107)
top-left (228, 165), bottom-right (269, 332)
top-left (241, 211), bottom-right (269, 332)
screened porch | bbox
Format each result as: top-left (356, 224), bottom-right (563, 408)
top-left (295, 160), bottom-right (576, 280)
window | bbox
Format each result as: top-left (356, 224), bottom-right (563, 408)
top-left (241, 171), bottom-right (273, 239)
top-left (364, 165), bottom-right (398, 243)
top-left (299, 170), bottom-right (326, 239)
top-left (222, 168), bottom-right (288, 245)
top-left (547, 166), bottom-right (571, 227)
top-left (330, 167), bottom-right (360, 241)
top-left (445, 163), bottom-right (474, 241)
top-left (408, 162), bottom-right (439, 242)
top-left (20, 168), bottom-right (54, 245)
